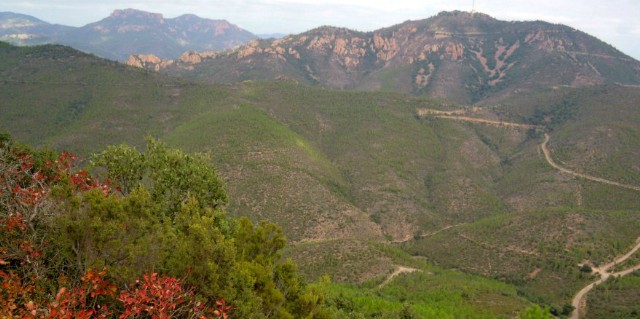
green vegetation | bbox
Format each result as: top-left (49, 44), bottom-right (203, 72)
top-left (403, 208), bottom-right (640, 309)
top-left (1, 136), bottom-right (330, 318)
top-left (1, 133), bottom-right (541, 319)
top-left (519, 305), bottom-right (554, 319)
top-left (324, 270), bottom-right (528, 318)
top-left (286, 239), bottom-right (533, 318)
top-left (499, 85), bottom-right (640, 188)
top-left (3, 40), bottom-right (640, 317)
top-left (585, 272), bottom-right (640, 319)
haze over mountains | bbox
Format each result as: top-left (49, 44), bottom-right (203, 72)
top-left (2, 8), bottom-right (640, 318)
top-left (0, 9), bottom-right (256, 61)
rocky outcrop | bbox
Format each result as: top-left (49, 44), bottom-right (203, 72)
top-left (126, 50), bottom-right (219, 70)
top-left (179, 51), bottom-right (217, 64)
top-left (125, 54), bottom-right (174, 71)
top-left (415, 63), bottom-right (435, 87)
top-left (127, 11), bottom-right (640, 103)
top-left (372, 34), bottom-right (399, 62)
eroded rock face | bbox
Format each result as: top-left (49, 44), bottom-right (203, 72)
top-left (372, 34), bottom-right (399, 62)
top-left (415, 63), bottom-right (435, 87)
top-left (185, 51), bottom-right (217, 63)
top-left (125, 54), bottom-right (174, 71)
top-left (128, 11), bottom-right (640, 103)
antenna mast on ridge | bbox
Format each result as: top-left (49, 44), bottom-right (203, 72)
top-left (471, 0), bottom-right (476, 14)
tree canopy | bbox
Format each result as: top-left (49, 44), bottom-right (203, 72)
top-left (0, 136), bottom-right (330, 318)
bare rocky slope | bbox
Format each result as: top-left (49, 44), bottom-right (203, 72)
top-left (128, 11), bottom-right (640, 104)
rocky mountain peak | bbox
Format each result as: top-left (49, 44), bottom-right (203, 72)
top-left (174, 13), bottom-right (199, 21)
top-left (436, 10), bottom-right (494, 20)
top-left (109, 8), bottom-right (165, 23)
top-left (125, 11), bottom-right (640, 103)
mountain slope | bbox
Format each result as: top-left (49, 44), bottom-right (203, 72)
top-left (3, 41), bottom-right (640, 313)
top-left (0, 42), bottom-right (381, 242)
top-left (403, 209), bottom-right (640, 306)
top-left (0, 41), bottom-right (505, 241)
top-left (4, 42), bottom-right (640, 242)
top-left (0, 12), bottom-right (72, 45)
top-left (134, 11), bottom-right (640, 104)
top-left (0, 9), bottom-right (257, 61)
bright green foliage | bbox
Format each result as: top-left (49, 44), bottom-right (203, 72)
top-left (91, 138), bottom-right (228, 218)
top-left (89, 143), bottom-right (145, 194)
top-left (228, 218), bottom-right (331, 318)
top-left (164, 195), bottom-right (236, 299)
top-left (74, 140), bottom-right (326, 317)
top-left (519, 305), bottom-right (554, 319)
top-left (236, 218), bottom-right (287, 264)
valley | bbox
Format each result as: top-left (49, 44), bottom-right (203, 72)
top-left (1, 8), bottom-right (640, 319)
top-left (414, 105), bottom-right (640, 319)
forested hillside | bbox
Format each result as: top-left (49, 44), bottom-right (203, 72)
top-left (2, 9), bottom-right (640, 317)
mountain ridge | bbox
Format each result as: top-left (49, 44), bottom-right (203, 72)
top-left (129, 10), bottom-right (640, 104)
top-left (0, 8), bottom-right (257, 61)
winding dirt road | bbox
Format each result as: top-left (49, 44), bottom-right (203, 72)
top-left (539, 124), bottom-right (640, 318)
top-left (423, 109), bottom-right (640, 318)
top-left (541, 134), bottom-right (640, 192)
top-left (390, 223), bottom-right (466, 244)
top-left (423, 109), bottom-right (640, 192)
top-left (570, 238), bottom-right (640, 319)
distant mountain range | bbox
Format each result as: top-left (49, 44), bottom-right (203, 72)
top-left (4, 9), bottom-right (638, 101)
top-left (128, 11), bottom-right (640, 104)
top-left (0, 9), bottom-right (257, 61)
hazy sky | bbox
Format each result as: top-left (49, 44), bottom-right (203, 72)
top-left (3, 0), bottom-right (640, 60)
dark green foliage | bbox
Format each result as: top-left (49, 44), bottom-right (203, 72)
top-left (51, 187), bottom-right (167, 281)
top-left (526, 98), bottom-right (576, 129)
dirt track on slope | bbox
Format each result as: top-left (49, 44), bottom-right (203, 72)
top-left (570, 238), bottom-right (640, 319)
top-left (390, 223), bottom-right (466, 243)
top-left (378, 266), bottom-right (420, 288)
top-left (430, 114), bottom-right (536, 129)
top-left (424, 110), bottom-right (640, 318)
top-left (541, 133), bottom-right (640, 192)
top-left (423, 108), bottom-right (640, 192)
